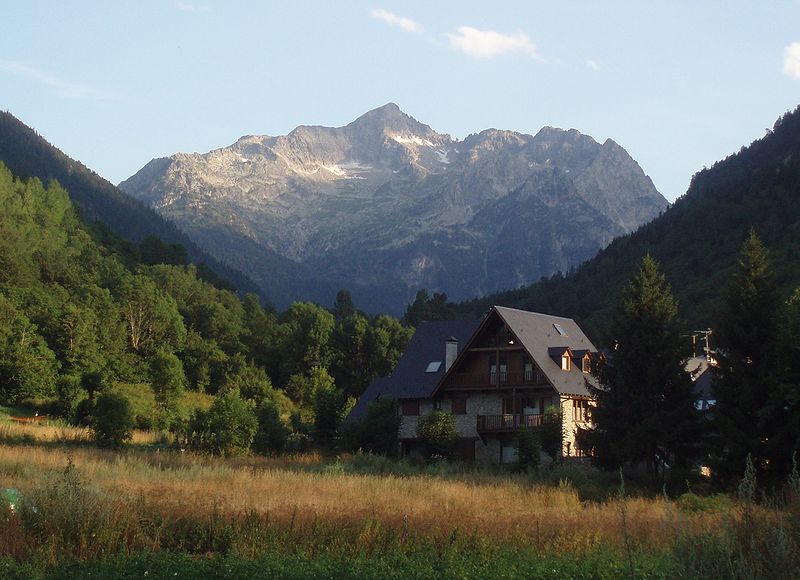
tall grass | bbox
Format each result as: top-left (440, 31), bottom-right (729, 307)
top-left (0, 420), bottom-right (162, 446)
top-left (0, 445), bottom-right (712, 553)
top-left (0, 444), bottom-right (797, 577)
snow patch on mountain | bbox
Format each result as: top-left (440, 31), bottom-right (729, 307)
top-left (390, 133), bottom-right (436, 147)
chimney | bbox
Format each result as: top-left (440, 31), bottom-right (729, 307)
top-left (445, 336), bottom-right (458, 372)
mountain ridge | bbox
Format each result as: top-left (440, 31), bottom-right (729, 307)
top-left (120, 103), bottom-right (668, 313)
top-left (455, 105), bottom-right (800, 341)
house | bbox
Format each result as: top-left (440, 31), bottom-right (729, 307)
top-left (686, 355), bottom-right (715, 412)
top-left (347, 306), bottom-right (599, 463)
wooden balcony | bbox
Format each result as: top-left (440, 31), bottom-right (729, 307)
top-left (447, 370), bottom-right (548, 389)
top-left (477, 414), bottom-right (544, 432)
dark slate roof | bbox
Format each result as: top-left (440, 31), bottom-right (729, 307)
top-left (345, 377), bottom-right (391, 423)
top-left (346, 319), bottom-right (480, 422)
top-left (547, 346), bottom-right (570, 358)
top-left (686, 356), bottom-right (714, 401)
top-left (494, 306), bottom-right (598, 397)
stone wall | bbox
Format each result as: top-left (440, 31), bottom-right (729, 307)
top-left (560, 396), bottom-right (592, 456)
top-left (398, 399), bottom-right (435, 440)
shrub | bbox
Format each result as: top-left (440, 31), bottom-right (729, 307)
top-left (253, 398), bottom-right (289, 454)
top-left (149, 350), bottom-right (186, 429)
top-left (73, 397), bottom-right (95, 427)
top-left (223, 362), bottom-right (274, 404)
top-left (189, 388), bottom-right (257, 456)
top-left (54, 375), bottom-right (84, 420)
top-left (91, 392), bottom-right (134, 449)
top-left (416, 410), bottom-right (458, 459)
top-left (313, 380), bottom-right (348, 446)
top-left (676, 492), bottom-right (732, 513)
top-left (343, 397), bottom-right (400, 456)
top-left (540, 406), bottom-right (564, 459)
top-left (516, 428), bottom-right (541, 471)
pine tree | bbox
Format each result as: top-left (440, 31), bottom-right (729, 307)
top-left (591, 255), bottom-right (700, 474)
top-left (712, 231), bottom-right (781, 479)
top-left (765, 288), bottom-right (800, 476)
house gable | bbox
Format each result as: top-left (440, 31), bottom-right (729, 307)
top-left (435, 306), bottom-right (598, 398)
top-left (435, 308), bottom-right (550, 394)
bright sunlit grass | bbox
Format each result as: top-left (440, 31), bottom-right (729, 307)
top-left (0, 442), bottom-right (723, 553)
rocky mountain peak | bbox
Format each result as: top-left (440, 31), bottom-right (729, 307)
top-left (348, 103), bottom-right (445, 144)
top-left (119, 105), bottom-right (669, 314)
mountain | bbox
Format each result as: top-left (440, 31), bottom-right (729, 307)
top-left (0, 111), bottom-right (258, 296)
top-left (456, 106), bottom-right (800, 342)
top-left (120, 103), bottom-right (667, 314)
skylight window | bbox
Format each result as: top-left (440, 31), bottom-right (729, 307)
top-left (425, 361), bottom-right (442, 373)
top-left (553, 323), bottom-right (567, 336)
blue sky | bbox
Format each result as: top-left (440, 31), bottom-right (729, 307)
top-left (2, 1), bottom-right (799, 201)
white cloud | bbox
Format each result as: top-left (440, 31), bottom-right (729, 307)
top-left (370, 9), bottom-right (421, 33)
top-left (586, 59), bottom-right (600, 71)
top-left (0, 60), bottom-right (115, 100)
top-left (177, 1), bottom-right (210, 13)
top-left (783, 42), bottom-right (800, 78)
top-left (446, 26), bottom-right (538, 59)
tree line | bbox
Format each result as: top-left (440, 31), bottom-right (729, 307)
top-left (589, 231), bottom-right (800, 486)
top-left (0, 163), bottom-right (412, 452)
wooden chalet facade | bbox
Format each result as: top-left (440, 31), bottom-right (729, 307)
top-left (348, 306), bottom-right (598, 464)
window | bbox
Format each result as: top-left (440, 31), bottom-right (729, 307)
top-left (401, 400), bottom-right (420, 416)
top-left (582, 356), bottom-right (590, 373)
top-left (572, 399), bottom-right (589, 422)
top-left (524, 361), bottom-right (534, 382)
top-left (425, 361), bottom-right (442, 373)
top-left (561, 354), bottom-right (571, 371)
top-left (553, 323), bottom-right (567, 336)
top-left (451, 397), bottom-right (467, 415)
top-left (489, 356), bottom-right (509, 383)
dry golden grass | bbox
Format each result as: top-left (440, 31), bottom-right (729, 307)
top-left (0, 418), bottom-right (161, 445)
top-left (0, 443), bottom-right (724, 553)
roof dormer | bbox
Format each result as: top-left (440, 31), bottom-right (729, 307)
top-left (572, 349), bottom-right (592, 373)
top-left (548, 346), bottom-right (572, 371)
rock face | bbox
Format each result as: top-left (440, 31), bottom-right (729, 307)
top-left (120, 103), bottom-right (667, 313)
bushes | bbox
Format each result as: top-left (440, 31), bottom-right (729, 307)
top-left (188, 388), bottom-right (257, 456)
top-left (253, 398), bottom-right (289, 454)
top-left (91, 392), bottom-right (134, 449)
top-left (343, 397), bottom-right (401, 456)
top-left (515, 428), bottom-right (541, 471)
top-left (149, 350), bottom-right (186, 429)
top-left (416, 410), bottom-right (458, 459)
top-left (54, 375), bottom-right (83, 421)
top-left (540, 406), bottom-right (564, 459)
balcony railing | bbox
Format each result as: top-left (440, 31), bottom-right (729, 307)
top-left (448, 370), bottom-right (547, 388)
top-left (477, 414), bottom-right (544, 432)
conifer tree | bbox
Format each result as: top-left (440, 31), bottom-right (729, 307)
top-left (712, 231), bottom-right (781, 479)
top-left (591, 255), bottom-right (700, 474)
top-left (765, 288), bottom-right (800, 476)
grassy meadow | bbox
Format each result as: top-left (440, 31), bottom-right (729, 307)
top-left (0, 417), bottom-right (798, 578)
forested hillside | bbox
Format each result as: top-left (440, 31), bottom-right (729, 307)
top-left (457, 106), bottom-right (800, 341)
top-left (0, 162), bottom-right (411, 445)
top-left (0, 112), bottom-right (259, 298)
